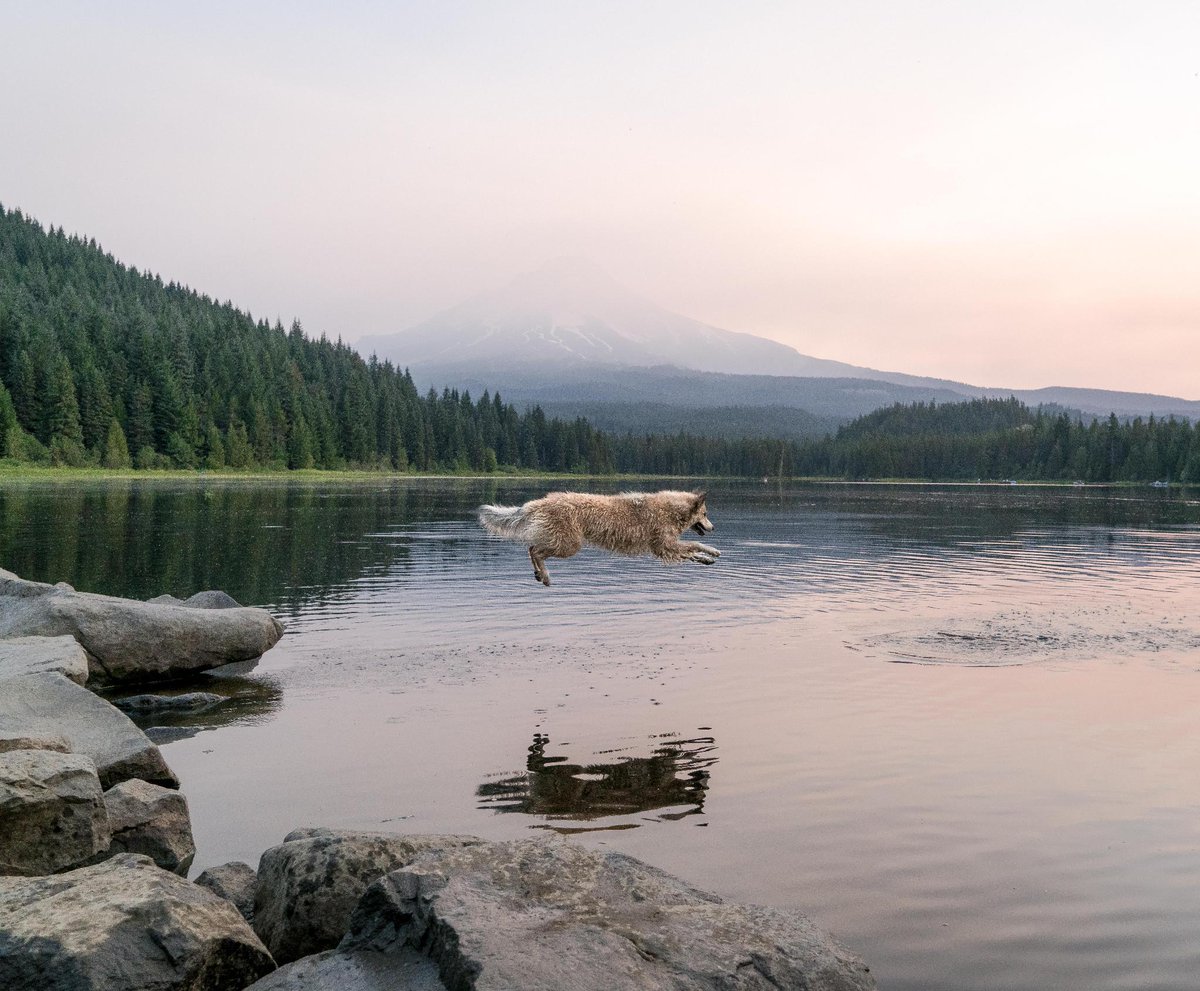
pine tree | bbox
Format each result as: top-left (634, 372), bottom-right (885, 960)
top-left (102, 418), bottom-right (132, 468)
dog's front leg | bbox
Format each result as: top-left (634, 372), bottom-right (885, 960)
top-left (691, 541), bottom-right (721, 558)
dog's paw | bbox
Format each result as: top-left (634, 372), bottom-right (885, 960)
top-left (693, 553), bottom-right (716, 565)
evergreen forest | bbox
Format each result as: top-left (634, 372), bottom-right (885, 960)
top-left (1, 205), bottom-right (1196, 483)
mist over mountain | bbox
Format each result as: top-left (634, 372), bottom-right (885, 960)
top-left (358, 259), bottom-right (1200, 431)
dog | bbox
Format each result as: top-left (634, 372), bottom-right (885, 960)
top-left (477, 490), bottom-right (720, 586)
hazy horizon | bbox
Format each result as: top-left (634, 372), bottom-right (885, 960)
top-left (4, 2), bottom-right (1198, 398)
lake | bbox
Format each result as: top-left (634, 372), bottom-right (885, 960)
top-left (3, 476), bottom-right (1199, 991)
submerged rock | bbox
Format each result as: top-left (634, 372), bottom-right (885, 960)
top-left (0, 634), bottom-right (90, 684)
top-left (0, 853), bottom-right (276, 991)
top-left (0, 749), bottom-right (111, 876)
top-left (114, 692), bottom-right (227, 714)
top-left (0, 568), bottom-right (284, 686)
top-left (195, 862), bottom-right (258, 924)
top-left (253, 829), bottom-right (484, 965)
top-left (104, 778), bottom-right (196, 875)
top-left (342, 838), bottom-right (877, 991)
top-left (0, 673), bottom-right (178, 789)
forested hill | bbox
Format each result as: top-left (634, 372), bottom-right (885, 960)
top-left (0, 205), bottom-right (630, 472)
top-left (795, 397), bottom-right (1200, 482)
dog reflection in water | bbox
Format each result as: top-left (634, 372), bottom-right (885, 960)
top-left (477, 490), bottom-right (719, 586)
top-left (477, 733), bottom-right (717, 829)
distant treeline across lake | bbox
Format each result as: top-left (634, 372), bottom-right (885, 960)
top-left (1, 205), bottom-right (1197, 482)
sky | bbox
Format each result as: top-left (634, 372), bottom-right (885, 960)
top-left (3, 1), bottom-right (1198, 397)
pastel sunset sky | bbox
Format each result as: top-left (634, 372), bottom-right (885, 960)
top-left (4, 1), bottom-right (1197, 396)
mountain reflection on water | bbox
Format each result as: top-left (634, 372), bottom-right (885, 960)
top-left (477, 732), bottom-right (718, 832)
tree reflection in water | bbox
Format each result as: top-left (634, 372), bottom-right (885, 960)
top-left (477, 732), bottom-right (717, 832)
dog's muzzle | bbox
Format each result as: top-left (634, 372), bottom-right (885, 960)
top-left (692, 521), bottom-right (713, 535)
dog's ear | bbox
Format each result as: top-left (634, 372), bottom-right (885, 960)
top-left (693, 491), bottom-right (707, 508)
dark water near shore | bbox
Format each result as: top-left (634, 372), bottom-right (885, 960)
top-left (3, 477), bottom-right (1200, 991)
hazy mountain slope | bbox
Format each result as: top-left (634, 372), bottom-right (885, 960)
top-left (361, 257), bottom-right (871, 378)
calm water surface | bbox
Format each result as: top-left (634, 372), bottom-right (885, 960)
top-left (3, 478), bottom-right (1200, 991)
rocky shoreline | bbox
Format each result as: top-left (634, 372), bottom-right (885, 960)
top-left (0, 569), bottom-right (876, 990)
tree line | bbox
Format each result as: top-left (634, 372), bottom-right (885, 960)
top-left (2, 205), bottom-right (1196, 482)
top-left (793, 397), bottom-right (1200, 482)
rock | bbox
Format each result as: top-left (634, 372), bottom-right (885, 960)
top-left (0, 749), bottom-right (111, 876)
top-left (0, 853), bottom-right (276, 990)
top-left (0, 568), bottom-right (284, 686)
top-left (0, 730), bottom-right (71, 754)
top-left (253, 829), bottom-right (484, 965)
top-left (184, 590), bottom-right (243, 610)
top-left (148, 591), bottom-right (242, 610)
top-left (145, 725), bottom-right (205, 744)
top-left (342, 839), bottom-right (876, 991)
top-left (0, 634), bottom-right (91, 684)
top-left (0, 673), bottom-right (178, 789)
top-left (114, 692), bottom-right (227, 714)
top-left (104, 779), bottom-right (196, 875)
top-left (195, 862), bottom-right (258, 923)
top-left (245, 947), bottom-right (446, 991)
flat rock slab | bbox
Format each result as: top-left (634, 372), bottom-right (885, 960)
top-left (254, 829), bottom-right (485, 965)
top-left (343, 838), bottom-right (877, 991)
top-left (0, 853), bottom-right (276, 991)
top-left (0, 673), bottom-right (178, 789)
top-left (245, 947), bottom-right (446, 991)
top-left (105, 778), bottom-right (196, 875)
top-left (0, 749), bottom-right (111, 876)
top-left (0, 569), bottom-right (284, 686)
top-left (0, 634), bottom-right (90, 684)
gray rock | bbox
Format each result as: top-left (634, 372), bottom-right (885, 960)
top-left (0, 568), bottom-right (284, 686)
top-left (0, 673), bottom-right (178, 789)
top-left (0, 853), bottom-right (277, 990)
top-left (148, 591), bottom-right (243, 610)
top-left (195, 861), bottom-right (258, 923)
top-left (114, 692), bottom-right (227, 714)
top-left (0, 749), bottom-right (111, 876)
top-left (0, 634), bottom-right (90, 684)
top-left (104, 778), bottom-right (196, 875)
top-left (342, 839), bottom-right (876, 991)
top-left (184, 590), bottom-right (243, 610)
top-left (254, 829), bottom-right (484, 965)
top-left (145, 725), bottom-right (206, 744)
top-left (0, 730), bottom-right (71, 754)
top-left (245, 947), bottom-right (446, 991)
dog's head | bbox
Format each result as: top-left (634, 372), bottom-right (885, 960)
top-left (688, 491), bottom-right (714, 535)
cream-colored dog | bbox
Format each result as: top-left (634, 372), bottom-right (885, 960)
top-left (478, 490), bottom-right (719, 586)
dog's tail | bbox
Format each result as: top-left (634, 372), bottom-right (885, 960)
top-left (477, 503), bottom-right (536, 542)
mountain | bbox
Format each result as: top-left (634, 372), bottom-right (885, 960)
top-left (359, 256), bottom-right (870, 379)
top-left (359, 259), bottom-right (1200, 429)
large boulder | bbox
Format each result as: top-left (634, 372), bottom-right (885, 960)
top-left (0, 569), bottom-right (284, 685)
top-left (341, 839), bottom-right (877, 991)
top-left (0, 749), bottom-right (111, 876)
top-left (253, 829), bottom-right (484, 965)
top-left (0, 853), bottom-right (276, 991)
top-left (104, 778), bottom-right (196, 875)
top-left (195, 862), bottom-right (258, 924)
top-left (0, 634), bottom-right (90, 684)
top-left (0, 673), bottom-right (178, 789)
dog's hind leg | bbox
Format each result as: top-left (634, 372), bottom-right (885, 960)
top-left (528, 546), bottom-right (551, 587)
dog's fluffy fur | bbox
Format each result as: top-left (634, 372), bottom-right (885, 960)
top-left (478, 489), bottom-right (719, 586)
